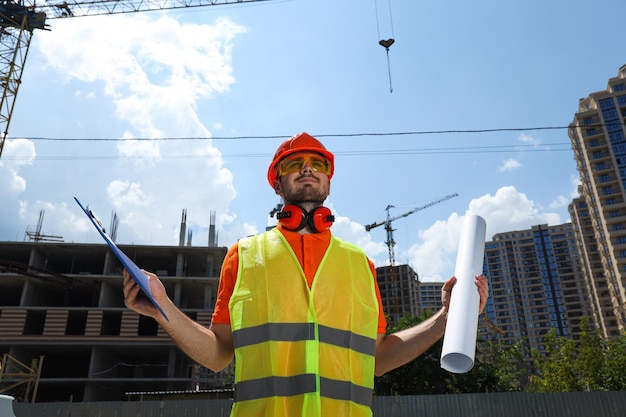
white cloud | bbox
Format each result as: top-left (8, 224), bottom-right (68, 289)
top-left (548, 195), bottom-right (570, 208)
top-left (518, 133), bottom-right (541, 146)
top-left (0, 138), bottom-right (36, 194)
top-left (406, 185), bottom-right (563, 282)
top-left (545, 173), bottom-right (581, 209)
top-left (570, 173), bottom-right (582, 198)
top-left (107, 180), bottom-right (153, 209)
top-left (17, 13), bottom-right (246, 246)
top-left (332, 214), bottom-right (388, 259)
top-left (499, 158), bottom-right (522, 172)
top-left (38, 14), bottom-right (245, 138)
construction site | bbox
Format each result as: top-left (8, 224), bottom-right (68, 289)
top-left (0, 209), bottom-right (229, 403)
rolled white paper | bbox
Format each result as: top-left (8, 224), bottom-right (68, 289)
top-left (440, 214), bottom-right (486, 373)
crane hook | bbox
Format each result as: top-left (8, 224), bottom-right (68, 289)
top-left (379, 38), bottom-right (395, 51)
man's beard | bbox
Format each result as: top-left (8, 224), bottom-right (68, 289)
top-left (284, 185), bottom-right (327, 206)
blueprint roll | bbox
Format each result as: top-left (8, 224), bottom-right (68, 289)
top-left (440, 214), bottom-right (486, 373)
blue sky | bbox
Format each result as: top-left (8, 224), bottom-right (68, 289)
top-left (1, 0), bottom-right (624, 281)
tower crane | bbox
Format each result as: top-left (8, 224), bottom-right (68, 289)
top-left (365, 192), bottom-right (458, 266)
top-left (0, 0), bottom-right (280, 159)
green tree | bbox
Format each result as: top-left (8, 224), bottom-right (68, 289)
top-left (573, 318), bottom-right (606, 391)
top-left (530, 327), bottom-right (578, 392)
top-left (478, 339), bottom-right (527, 391)
top-left (603, 332), bottom-right (626, 390)
top-left (530, 318), bottom-right (626, 392)
top-left (374, 312), bottom-right (525, 395)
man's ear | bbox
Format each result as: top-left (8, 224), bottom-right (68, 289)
top-left (273, 178), bottom-right (283, 196)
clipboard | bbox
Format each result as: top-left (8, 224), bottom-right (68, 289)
top-left (74, 197), bottom-right (169, 321)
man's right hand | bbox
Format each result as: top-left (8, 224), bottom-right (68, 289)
top-left (123, 269), bottom-right (169, 320)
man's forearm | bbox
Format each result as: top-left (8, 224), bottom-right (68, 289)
top-left (374, 307), bottom-right (447, 376)
top-left (157, 301), bottom-right (234, 372)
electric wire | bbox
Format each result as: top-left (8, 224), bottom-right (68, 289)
top-left (2, 125), bottom-right (583, 161)
top-left (1, 142), bottom-right (573, 161)
top-left (9, 124), bottom-right (583, 142)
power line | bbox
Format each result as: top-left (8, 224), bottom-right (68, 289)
top-left (1, 142), bottom-right (572, 162)
top-left (8, 125), bottom-right (578, 142)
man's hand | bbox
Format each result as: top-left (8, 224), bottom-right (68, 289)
top-left (442, 274), bottom-right (489, 314)
top-left (123, 269), bottom-right (168, 320)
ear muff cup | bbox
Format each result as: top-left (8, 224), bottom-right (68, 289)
top-left (309, 206), bottom-right (334, 233)
top-left (276, 205), bottom-right (308, 231)
top-left (277, 205), bottom-right (335, 232)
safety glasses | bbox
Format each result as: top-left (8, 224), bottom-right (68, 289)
top-left (277, 153), bottom-right (332, 177)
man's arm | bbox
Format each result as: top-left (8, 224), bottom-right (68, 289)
top-left (374, 275), bottom-right (488, 376)
top-left (123, 270), bottom-right (234, 372)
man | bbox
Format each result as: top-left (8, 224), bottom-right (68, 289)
top-left (123, 132), bottom-right (489, 417)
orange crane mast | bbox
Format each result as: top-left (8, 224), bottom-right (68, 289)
top-left (0, 0), bottom-right (278, 159)
top-left (365, 192), bottom-right (459, 266)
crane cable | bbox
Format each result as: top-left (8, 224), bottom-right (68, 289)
top-left (374, 0), bottom-right (395, 93)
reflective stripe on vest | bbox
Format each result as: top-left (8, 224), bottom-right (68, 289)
top-left (229, 228), bottom-right (378, 416)
top-left (234, 375), bottom-right (373, 407)
top-left (233, 323), bottom-right (376, 355)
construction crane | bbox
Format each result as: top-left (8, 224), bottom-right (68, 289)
top-left (365, 193), bottom-right (458, 266)
top-left (0, 0), bottom-right (280, 159)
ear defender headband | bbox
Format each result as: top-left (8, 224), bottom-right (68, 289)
top-left (276, 205), bottom-right (335, 233)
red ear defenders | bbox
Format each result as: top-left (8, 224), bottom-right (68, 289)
top-left (276, 205), bottom-right (335, 232)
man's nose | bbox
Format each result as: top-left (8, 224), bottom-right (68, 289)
top-left (300, 161), bottom-right (314, 173)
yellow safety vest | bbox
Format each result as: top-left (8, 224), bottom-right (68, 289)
top-left (228, 228), bottom-right (379, 417)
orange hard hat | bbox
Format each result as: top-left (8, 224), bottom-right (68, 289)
top-left (267, 132), bottom-right (335, 187)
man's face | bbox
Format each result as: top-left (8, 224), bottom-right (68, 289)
top-left (272, 152), bottom-right (331, 207)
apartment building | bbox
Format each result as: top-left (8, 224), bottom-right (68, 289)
top-left (418, 281), bottom-right (444, 313)
top-left (482, 223), bottom-right (590, 365)
top-left (568, 64), bottom-right (626, 337)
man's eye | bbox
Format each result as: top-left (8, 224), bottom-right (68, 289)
top-left (285, 160), bottom-right (303, 171)
top-left (310, 160), bottom-right (325, 170)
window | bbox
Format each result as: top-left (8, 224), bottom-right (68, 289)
top-left (607, 122), bottom-right (622, 132)
top-left (610, 131), bottom-right (626, 143)
top-left (600, 98), bottom-right (616, 110)
top-left (614, 144), bottom-right (626, 156)
top-left (602, 109), bottom-right (619, 121)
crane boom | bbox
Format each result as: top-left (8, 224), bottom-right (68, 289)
top-left (0, 0), bottom-right (280, 159)
top-left (31, 0), bottom-right (277, 20)
top-left (365, 193), bottom-right (458, 266)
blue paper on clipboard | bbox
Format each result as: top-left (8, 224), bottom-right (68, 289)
top-left (74, 197), bottom-right (168, 321)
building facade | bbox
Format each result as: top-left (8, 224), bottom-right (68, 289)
top-left (376, 264), bottom-right (421, 324)
top-left (418, 281), bottom-right (445, 313)
top-left (482, 223), bottom-right (590, 365)
top-left (568, 64), bottom-right (626, 337)
top-left (375, 264), bottom-right (445, 325)
top-left (0, 241), bottom-right (227, 403)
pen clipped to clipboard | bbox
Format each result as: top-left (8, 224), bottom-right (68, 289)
top-left (74, 197), bottom-right (168, 321)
